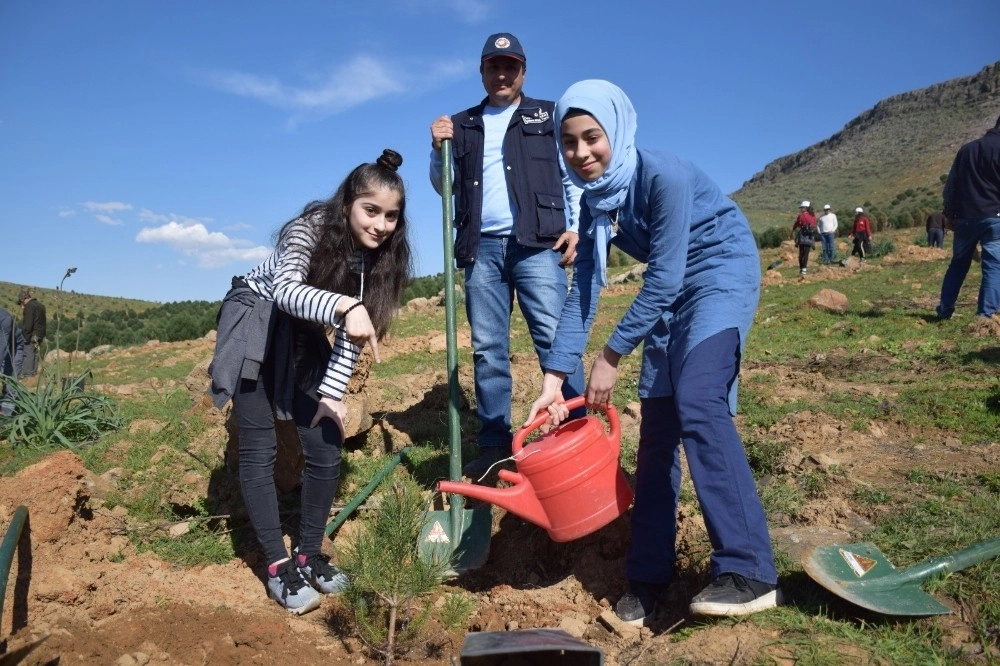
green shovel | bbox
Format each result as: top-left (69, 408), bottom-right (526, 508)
top-left (802, 536), bottom-right (1000, 616)
top-left (416, 137), bottom-right (491, 575)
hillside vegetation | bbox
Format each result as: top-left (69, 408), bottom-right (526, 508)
top-left (0, 275), bottom-right (460, 354)
top-left (734, 61), bottom-right (1000, 234)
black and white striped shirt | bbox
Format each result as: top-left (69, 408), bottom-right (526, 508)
top-left (243, 213), bottom-right (359, 400)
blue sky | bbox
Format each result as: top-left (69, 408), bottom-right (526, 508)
top-left (1, 1), bottom-right (997, 304)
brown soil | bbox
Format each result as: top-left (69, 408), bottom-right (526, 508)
top-left (2, 235), bottom-right (999, 665)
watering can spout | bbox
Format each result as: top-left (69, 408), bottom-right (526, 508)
top-left (437, 471), bottom-right (551, 530)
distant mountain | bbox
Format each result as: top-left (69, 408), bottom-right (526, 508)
top-left (733, 61), bottom-right (1000, 233)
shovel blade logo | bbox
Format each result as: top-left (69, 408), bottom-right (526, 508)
top-left (425, 520), bottom-right (450, 544)
top-left (839, 547), bottom-right (878, 577)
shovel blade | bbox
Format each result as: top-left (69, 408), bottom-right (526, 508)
top-left (419, 507), bottom-right (492, 577)
top-left (803, 542), bottom-right (951, 616)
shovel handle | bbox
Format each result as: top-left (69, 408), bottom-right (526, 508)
top-left (513, 396), bottom-right (620, 455)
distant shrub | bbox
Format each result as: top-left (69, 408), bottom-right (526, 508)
top-left (869, 237), bottom-right (896, 258)
top-left (756, 226), bottom-right (788, 249)
top-left (0, 372), bottom-right (123, 449)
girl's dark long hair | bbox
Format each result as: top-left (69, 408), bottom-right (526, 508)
top-left (275, 149), bottom-right (412, 339)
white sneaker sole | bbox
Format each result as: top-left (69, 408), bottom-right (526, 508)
top-left (270, 590), bottom-right (322, 615)
top-left (689, 588), bottom-right (782, 617)
top-left (620, 612), bottom-right (655, 628)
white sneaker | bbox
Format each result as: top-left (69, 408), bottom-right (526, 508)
top-left (294, 548), bottom-right (350, 594)
top-left (267, 559), bottom-right (321, 614)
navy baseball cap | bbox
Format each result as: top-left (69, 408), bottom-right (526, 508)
top-left (481, 33), bottom-right (526, 63)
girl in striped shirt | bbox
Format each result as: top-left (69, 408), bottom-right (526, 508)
top-left (209, 149), bottom-right (412, 614)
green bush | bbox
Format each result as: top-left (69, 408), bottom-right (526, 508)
top-left (756, 226), bottom-right (788, 249)
top-left (869, 237), bottom-right (896, 258)
top-left (0, 372), bottom-right (123, 449)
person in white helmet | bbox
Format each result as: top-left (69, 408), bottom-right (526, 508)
top-left (817, 204), bottom-right (839, 264)
top-left (850, 207), bottom-right (873, 262)
top-left (791, 201), bottom-right (816, 275)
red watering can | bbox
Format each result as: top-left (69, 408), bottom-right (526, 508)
top-left (436, 396), bottom-right (634, 542)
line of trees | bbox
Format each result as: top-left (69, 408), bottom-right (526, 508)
top-left (52, 272), bottom-right (472, 354)
top-left (53, 301), bottom-right (220, 353)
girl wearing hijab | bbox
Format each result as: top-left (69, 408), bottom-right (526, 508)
top-left (524, 81), bottom-right (779, 625)
top-left (209, 149), bottom-right (412, 614)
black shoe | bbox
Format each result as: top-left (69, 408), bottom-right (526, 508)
top-left (689, 572), bottom-right (781, 617)
top-left (462, 447), bottom-right (513, 479)
top-left (614, 581), bottom-right (664, 627)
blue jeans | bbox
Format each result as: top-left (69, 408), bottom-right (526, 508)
top-left (464, 235), bottom-right (585, 449)
top-left (927, 228), bottom-right (944, 249)
top-left (937, 216), bottom-right (1000, 319)
top-left (626, 329), bottom-right (777, 586)
top-left (820, 232), bottom-right (837, 263)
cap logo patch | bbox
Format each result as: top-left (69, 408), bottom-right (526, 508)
top-left (494, 37), bottom-right (511, 49)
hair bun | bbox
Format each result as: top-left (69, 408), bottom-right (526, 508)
top-left (376, 149), bottom-right (403, 172)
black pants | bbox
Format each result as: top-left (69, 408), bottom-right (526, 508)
top-left (797, 244), bottom-right (812, 270)
top-left (852, 236), bottom-right (869, 259)
top-left (233, 367), bottom-right (342, 565)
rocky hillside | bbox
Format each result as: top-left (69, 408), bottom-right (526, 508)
top-left (734, 61), bottom-right (1000, 231)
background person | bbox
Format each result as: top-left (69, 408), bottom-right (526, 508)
top-left (792, 201), bottom-right (817, 275)
top-left (850, 207), bottom-right (873, 262)
top-left (526, 80), bottom-right (779, 626)
top-left (209, 149), bottom-right (413, 614)
top-left (17, 288), bottom-right (46, 377)
top-left (428, 32), bottom-right (585, 479)
top-left (926, 210), bottom-right (948, 248)
top-left (817, 203), bottom-right (839, 263)
top-left (1, 307), bottom-right (26, 416)
top-left (936, 113), bottom-right (1000, 319)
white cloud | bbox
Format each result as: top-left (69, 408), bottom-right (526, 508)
top-left (95, 214), bottom-right (124, 226)
top-left (202, 54), bottom-right (470, 122)
top-left (137, 220), bottom-right (230, 250)
top-left (136, 220), bottom-right (270, 268)
top-left (84, 201), bottom-right (133, 213)
top-left (206, 55), bottom-right (405, 115)
top-left (83, 200), bottom-right (133, 225)
top-left (396, 0), bottom-right (490, 23)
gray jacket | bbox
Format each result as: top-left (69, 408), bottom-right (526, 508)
top-left (208, 280), bottom-right (295, 420)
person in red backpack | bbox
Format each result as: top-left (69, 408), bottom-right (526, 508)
top-left (791, 201), bottom-right (817, 275)
top-left (850, 207), bottom-right (873, 262)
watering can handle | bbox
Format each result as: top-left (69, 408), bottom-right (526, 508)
top-left (513, 395), bottom-right (621, 455)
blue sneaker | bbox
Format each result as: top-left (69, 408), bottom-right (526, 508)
top-left (294, 549), bottom-right (350, 595)
top-left (267, 559), bottom-right (321, 615)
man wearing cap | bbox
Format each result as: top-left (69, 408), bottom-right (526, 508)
top-left (17, 288), bottom-right (46, 377)
top-left (817, 204), bottom-right (839, 264)
top-left (936, 113), bottom-right (1000, 320)
top-left (429, 32), bottom-right (585, 479)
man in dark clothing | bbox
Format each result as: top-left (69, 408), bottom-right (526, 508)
top-left (427, 32), bottom-right (585, 478)
top-left (18, 288), bottom-right (46, 377)
top-left (926, 210), bottom-right (948, 248)
top-left (936, 114), bottom-right (1000, 319)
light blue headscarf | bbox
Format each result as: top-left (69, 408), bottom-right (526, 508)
top-left (555, 80), bottom-right (638, 287)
